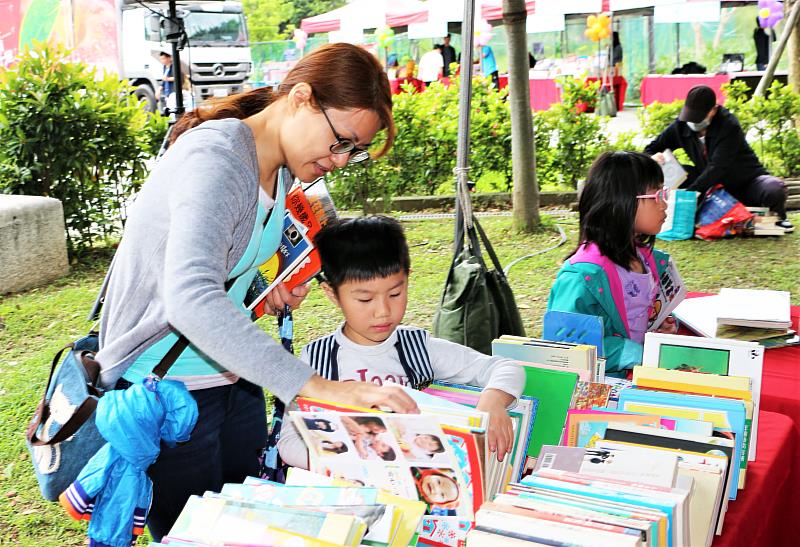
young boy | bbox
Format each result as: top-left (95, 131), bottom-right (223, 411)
top-left (278, 216), bottom-right (524, 469)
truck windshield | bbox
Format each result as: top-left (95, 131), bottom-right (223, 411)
top-left (184, 12), bottom-right (248, 46)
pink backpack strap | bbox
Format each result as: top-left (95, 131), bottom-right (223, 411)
top-left (570, 243), bottom-right (630, 337)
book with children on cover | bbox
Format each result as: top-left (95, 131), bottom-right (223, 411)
top-left (290, 410), bottom-right (474, 522)
top-left (245, 178), bottom-right (337, 318)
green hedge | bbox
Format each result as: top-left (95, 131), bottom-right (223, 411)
top-left (0, 43), bottom-right (167, 257)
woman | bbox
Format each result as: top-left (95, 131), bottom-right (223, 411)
top-left (94, 43), bottom-right (418, 539)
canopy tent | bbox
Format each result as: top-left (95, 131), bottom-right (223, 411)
top-left (300, 0), bottom-right (430, 34)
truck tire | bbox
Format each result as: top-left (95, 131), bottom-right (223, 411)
top-left (133, 84), bottom-right (157, 113)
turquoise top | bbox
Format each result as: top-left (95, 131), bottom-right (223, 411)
top-left (123, 169), bottom-right (288, 382)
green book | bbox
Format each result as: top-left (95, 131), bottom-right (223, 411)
top-left (518, 365), bottom-right (579, 457)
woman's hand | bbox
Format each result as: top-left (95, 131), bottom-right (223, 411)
top-left (299, 376), bottom-right (420, 414)
top-left (654, 316), bottom-right (679, 334)
top-left (260, 282), bottom-right (311, 316)
top-left (476, 388), bottom-right (515, 462)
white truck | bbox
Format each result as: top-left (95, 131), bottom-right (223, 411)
top-left (0, 0), bottom-right (252, 112)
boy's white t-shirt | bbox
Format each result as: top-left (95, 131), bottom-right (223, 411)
top-left (278, 324), bottom-right (525, 469)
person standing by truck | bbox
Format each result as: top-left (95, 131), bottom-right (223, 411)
top-left (156, 50), bottom-right (175, 111)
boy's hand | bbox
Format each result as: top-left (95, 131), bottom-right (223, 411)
top-left (300, 376), bottom-right (420, 415)
top-left (476, 389), bottom-right (515, 462)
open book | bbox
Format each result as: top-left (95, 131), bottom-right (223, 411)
top-left (244, 178), bottom-right (337, 319)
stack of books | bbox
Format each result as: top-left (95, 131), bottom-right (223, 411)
top-left (154, 470), bottom-right (427, 547)
top-left (468, 331), bottom-right (763, 546)
top-left (746, 206), bottom-right (785, 236)
top-left (673, 289), bottom-right (797, 347)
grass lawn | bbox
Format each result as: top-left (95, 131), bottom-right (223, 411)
top-left (1, 211), bottom-right (798, 545)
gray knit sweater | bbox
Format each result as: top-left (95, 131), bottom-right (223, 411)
top-left (96, 119), bottom-right (314, 403)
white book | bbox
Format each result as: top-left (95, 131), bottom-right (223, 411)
top-left (716, 288), bottom-right (791, 329)
top-left (661, 149), bottom-right (688, 189)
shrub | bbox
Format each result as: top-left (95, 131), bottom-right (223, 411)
top-left (638, 99), bottom-right (683, 140)
top-left (0, 43), bottom-right (168, 256)
top-left (724, 80), bottom-right (800, 179)
top-left (326, 76), bottom-right (511, 210)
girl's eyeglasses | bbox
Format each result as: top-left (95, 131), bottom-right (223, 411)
top-left (318, 104), bottom-right (371, 164)
top-left (637, 187), bottom-right (671, 204)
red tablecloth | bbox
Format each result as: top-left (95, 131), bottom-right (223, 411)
top-left (640, 74), bottom-right (730, 106)
top-left (713, 410), bottom-right (799, 547)
top-left (585, 76), bottom-right (627, 111)
top-left (529, 78), bottom-right (560, 111)
top-left (679, 294), bottom-right (800, 545)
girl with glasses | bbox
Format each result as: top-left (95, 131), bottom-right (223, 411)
top-left (94, 43), bottom-right (417, 541)
top-left (547, 151), bottom-right (680, 377)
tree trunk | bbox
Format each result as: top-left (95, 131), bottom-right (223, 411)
top-left (503, 0), bottom-right (540, 231)
top-left (712, 8), bottom-right (733, 50)
top-left (789, 0), bottom-right (800, 94)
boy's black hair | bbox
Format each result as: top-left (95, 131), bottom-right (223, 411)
top-left (571, 151), bottom-right (664, 269)
top-left (315, 216), bottom-right (410, 292)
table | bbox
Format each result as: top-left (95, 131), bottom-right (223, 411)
top-left (528, 78), bottom-right (561, 111)
top-left (679, 295), bottom-right (800, 545)
top-left (585, 76), bottom-right (627, 111)
top-left (713, 410), bottom-right (799, 547)
top-left (640, 74), bottom-right (730, 106)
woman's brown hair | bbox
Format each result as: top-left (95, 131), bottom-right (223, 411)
top-left (169, 43), bottom-right (395, 157)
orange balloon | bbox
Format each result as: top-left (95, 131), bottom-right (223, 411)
top-left (599, 14), bottom-right (611, 28)
top-left (600, 27), bottom-right (611, 40)
top-left (587, 15), bottom-right (598, 27)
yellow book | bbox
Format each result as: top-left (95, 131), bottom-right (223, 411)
top-left (267, 525), bottom-right (347, 547)
top-left (376, 491), bottom-right (426, 547)
top-left (632, 367), bottom-right (752, 400)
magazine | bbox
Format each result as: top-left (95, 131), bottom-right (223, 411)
top-left (290, 410), bottom-right (474, 520)
top-left (650, 256), bottom-right (686, 331)
top-left (245, 179), bottom-right (337, 318)
top-left (661, 149), bottom-right (688, 189)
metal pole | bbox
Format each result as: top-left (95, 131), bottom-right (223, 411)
top-left (676, 22), bottom-right (681, 68)
top-left (454, 0), bottom-right (477, 233)
top-left (168, 0), bottom-right (185, 117)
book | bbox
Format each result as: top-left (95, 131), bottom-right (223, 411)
top-left (562, 409), bottom-right (662, 448)
top-left (534, 444), bottom-right (679, 488)
top-left (290, 410), bottom-right (474, 520)
top-left (492, 336), bottom-right (601, 382)
top-left (660, 149), bottom-right (688, 189)
top-left (716, 288), bottom-right (791, 330)
top-left (641, 332), bottom-right (763, 461)
top-left (595, 439), bottom-right (727, 544)
top-left (571, 381), bottom-right (613, 410)
top-left (245, 180), bottom-right (337, 318)
top-left (673, 291), bottom-right (793, 343)
top-left (650, 256), bottom-right (686, 331)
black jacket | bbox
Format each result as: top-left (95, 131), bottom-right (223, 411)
top-left (644, 106), bottom-right (767, 194)
top-left (441, 45), bottom-right (457, 77)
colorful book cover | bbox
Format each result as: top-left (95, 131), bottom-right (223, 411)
top-left (245, 211), bottom-right (313, 316)
top-left (441, 425), bottom-right (484, 515)
top-left (418, 516), bottom-right (473, 547)
top-left (290, 411), bottom-right (473, 520)
top-left (572, 381), bottom-right (613, 410)
top-left (246, 180), bottom-right (337, 319)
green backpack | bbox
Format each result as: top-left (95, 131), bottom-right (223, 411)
top-left (433, 214), bottom-right (526, 355)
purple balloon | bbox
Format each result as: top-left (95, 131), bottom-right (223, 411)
top-left (759, 0), bottom-right (784, 29)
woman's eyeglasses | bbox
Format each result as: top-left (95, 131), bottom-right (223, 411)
top-left (319, 104), bottom-right (370, 164)
top-left (637, 187), bottom-right (671, 204)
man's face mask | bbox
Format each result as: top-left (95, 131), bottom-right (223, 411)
top-left (687, 117), bottom-right (711, 132)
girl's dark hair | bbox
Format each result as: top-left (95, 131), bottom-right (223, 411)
top-left (316, 216), bottom-right (410, 292)
top-left (170, 43), bottom-right (395, 156)
top-left (571, 151), bottom-right (664, 268)
top-left (304, 417), bottom-right (335, 432)
top-left (321, 441), bottom-right (348, 454)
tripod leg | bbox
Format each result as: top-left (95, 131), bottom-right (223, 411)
top-left (156, 119), bottom-right (176, 161)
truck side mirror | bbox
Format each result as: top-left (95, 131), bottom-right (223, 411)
top-left (146, 15), bottom-right (162, 42)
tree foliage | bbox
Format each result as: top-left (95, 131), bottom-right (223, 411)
top-left (243, 0), bottom-right (295, 41)
top-left (0, 43), bottom-right (167, 257)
